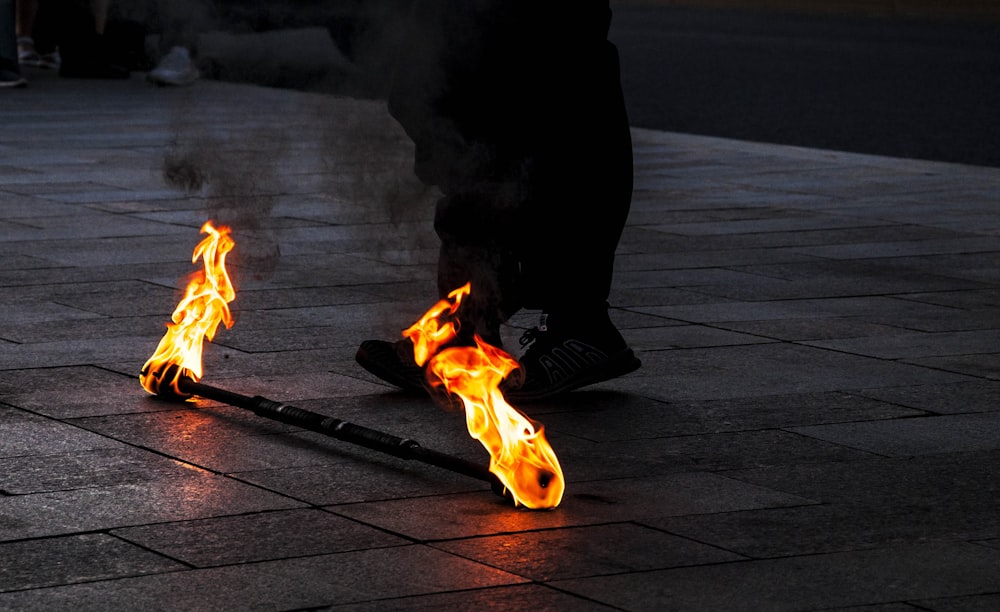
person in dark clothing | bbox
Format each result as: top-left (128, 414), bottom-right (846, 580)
top-left (1, 0), bottom-right (27, 86)
top-left (356, 0), bottom-right (640, 401)
top-left (41, 0), bottom-right (128, 78)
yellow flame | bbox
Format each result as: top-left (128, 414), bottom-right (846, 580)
top-left (407, 283), bottom-right (565, 509)
top-left (140, 222), bottom-right (235, 397)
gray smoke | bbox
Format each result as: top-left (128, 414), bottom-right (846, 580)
top-left (152, 2), bottom-right (441, 286)
top-left (162, 124), bottom-right (283, 281)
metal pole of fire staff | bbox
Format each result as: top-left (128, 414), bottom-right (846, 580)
top-left (173, 377), bottom-right (510, 499)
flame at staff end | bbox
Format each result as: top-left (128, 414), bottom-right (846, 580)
top-left (140, 221), bottom-right (235, 398)
top-left (405, 283), bottom-right (566, 509)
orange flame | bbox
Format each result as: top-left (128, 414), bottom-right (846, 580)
top-left (140, 221), bottom-right (235, 397)
top-left (405, 283), bottom-right (565, 509)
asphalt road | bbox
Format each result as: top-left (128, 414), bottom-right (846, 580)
top-left (608, 6), bottom-right (1000, 167)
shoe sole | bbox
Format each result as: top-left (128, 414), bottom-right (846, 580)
top-left (358, 340), bottom-right (642, 403)
top-left (504, 349), bottom-right (642, 403)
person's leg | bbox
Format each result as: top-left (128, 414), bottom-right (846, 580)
top-left (523, 48), bottom-right (632, 305)
top-left (14, 0), bottom-right (34, 37)
top-left (52, 0), bottom-right (127, 78)
top-left (487, 5), bottom-right (639, 400)
top-left (89, 0), bottom-right (105, 33)
top-left (27, 0), bottom-right (57, 61)
top-left (1, 0), bottom-right (26, 86)
top-left (358, 0), bottom-right (639, 399)
top-left (14, 0), bottom-right (42, 66)
top-left (0, 0), bottom-right (16, 62)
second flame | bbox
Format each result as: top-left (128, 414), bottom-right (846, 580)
top-left (404, 283), bottom-right (565, 509)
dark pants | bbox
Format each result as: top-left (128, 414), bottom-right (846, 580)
top-left (388, 0), bottom-right (632, 335)
top-left (0, 0), bottom-right (17, 72)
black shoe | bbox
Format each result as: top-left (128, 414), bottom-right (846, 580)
top-left (0, 71), bottom-right (27, 88)
top-left (502, 311), bottom-right (641, 402)
top-left (0, 65), bottom-right (26, 88)
top-left (356, 323), bottom-right (505, 393)
top-left (355, 338), bottom-right (427, 394)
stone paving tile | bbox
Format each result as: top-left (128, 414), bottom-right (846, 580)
top-left (432, 523), bottom-right (744, 582)
top-left (792, 236), bottom-right (1000, 260)
top-left (903, 353), bottom-right (1000, 381)
top-left (0, 446), bottom-right (204, 494)
top-left (0, 409), bottom-right (126, 458)
top-left (715, 317), bottom-right (906, 341)
top-left (0, 472), bottom-right (304, 540)
top-left (232, 456), bottom-right (490, 506)
top-left (612, 266), bottom-right (779, 293)
top-left (913, 594), bottom-right (1000, 612)
top-left (879, 253), bottom-right (1000, 286)
top-left (0, 253), bottom-right (49, 271)
top-left (642, 223), bottom-right (968, 252)
top-left (8, 235), bottom-right (203, 268)
top-left (648, 210), bottom-right (881, 236)
top-left (824, 605), bottom-right (926, 612)
top-left (804, 330), bottom-right (1000, 360)
top-left (112, 508), bottom-right (408, 568)
top-left (325, 584), bottom-right (619, 611)
top-left (896, 288), bottom-right (1000, 310)
top-left (612, 285), bottom-right (739, 308)
top-left (790, 412), bottom-right (1000, 456)
top-left (330, 472), bottom-right (812, 541)
top-left (0, 314), bottom-right (170, 345)
top-left (219, 324), bottom-right (373, 353)
top-left (615, 245), bottom-right (816, 270)
top-left (976, 539), bottom-right (999, 550)
top-left (0, 301), bottom-right (102, 327)
top-left (0, 533), bottom-right (184, 593)
top-left (685, 262), bottom-right (986, 302)
top-left (620, 323), bottom-right (776, 351)
top-left (850, 380), bottom-right (1000, 414)
top-left (649, 498), bottom-right (1000, 559)
top-left (24, 280), bottom-right (182, 318)
top-left (1, 213), bottom-right (191, 242)
top-left (552, 430), bottom-right (877, 481)
top-left (634, 295), bottom-right (963, 325)
top-left (230, 285), bottom-right (381, 311)
top-left (0, 197), bottom-right (83, 219)
top-left (526, 389), bottom-right (923, 439)
top-left (0, 261), bottom-right (193, 290)
top-left (69, 407), bottom-right (357, 474)
top-left (548, 542), bottom-right (1000, 611)
top-left (725, 167), bottom-right (976, 199)
top-left (0, 334), bottom-right (170, 371)
top-left (0, 545), bottom-right (524, 611)
top-left (604, 343), bottom-right (973, 403)
top-left (722, 452), bottom-right (1000, 506)
top-left (0, 367), bottom-right (168, 419)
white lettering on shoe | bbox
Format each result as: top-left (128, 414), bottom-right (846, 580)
top-left (538, 340), bottom-right (608, 384)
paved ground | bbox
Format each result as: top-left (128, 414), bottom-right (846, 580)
top-left (1, 70), bottom-right (999, 610)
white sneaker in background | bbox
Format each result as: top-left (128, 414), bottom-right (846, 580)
top-left (148, 46), bottom-right (200, 86)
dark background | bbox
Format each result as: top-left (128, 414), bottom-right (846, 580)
top-left (608, 5), bottom-right (1000, 168)
top-left (109, 1), bottom-right (1000, 168)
